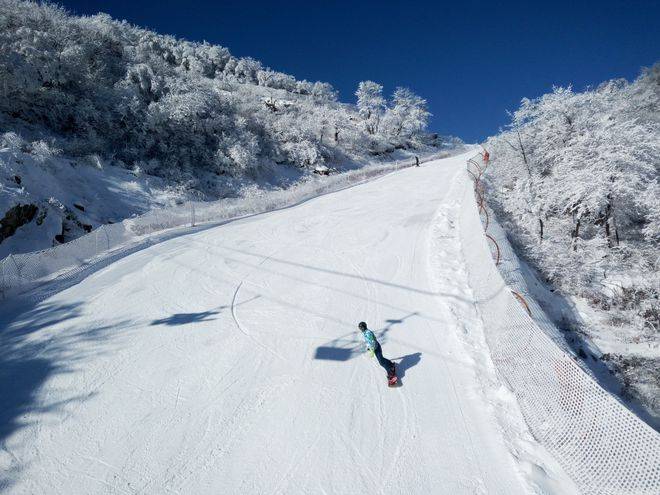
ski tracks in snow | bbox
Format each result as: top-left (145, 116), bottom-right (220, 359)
top-left (1, 151), bottom-right (530, 494)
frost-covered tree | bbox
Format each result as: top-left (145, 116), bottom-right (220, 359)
top-left (382, 87), bottom-right (430, 143)
top-left (483, 65), bottom-right (660, 397)
top-left (0, 0), bottom-right (439, 180)
top-left (355, 81), bottom-right (385, 135)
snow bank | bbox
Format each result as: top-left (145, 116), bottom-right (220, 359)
top-left (0, 148), bottom-right (189, 258)
top-left (456, 156), bottom-right (660, 494)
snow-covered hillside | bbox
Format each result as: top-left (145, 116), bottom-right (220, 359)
top-left (0, 0), bottom-right (437, 174)
top-left (0, 152), bottom-right (574, 494)
top-left (0, 146), bottom-right (194, 259)
top-left (482, 65), bottom-right (660, 422)
top-left (0, 142), bottom-right (451, 258)
top-left (0, 0), bottom-right (459, 257)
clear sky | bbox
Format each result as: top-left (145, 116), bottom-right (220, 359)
top-left (59, 0), bottom-right (659, 143)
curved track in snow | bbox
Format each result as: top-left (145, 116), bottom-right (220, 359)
top-left (0, 151), bottom-right (529, 493)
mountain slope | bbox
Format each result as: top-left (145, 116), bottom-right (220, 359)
top-left (483, 64), bottom-right (660, 421)
top-left (0, 0), bottom-right (454, 257)
top-left (0, 152), bottom-right (546, 494)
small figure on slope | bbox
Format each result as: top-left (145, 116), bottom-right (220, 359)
top-left (358, 321), bottom-right (398, 386)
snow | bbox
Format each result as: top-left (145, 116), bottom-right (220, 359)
top-left (428, 175), bottom-right (579, 495)
top-left (481, 65), bottom-right (660, 420)
top-left (0, 148), bottom-right (192, 258)
top-left (0, 151), bottom-right (570, 493)
top-left (0, 145), bottom-right (451, 264)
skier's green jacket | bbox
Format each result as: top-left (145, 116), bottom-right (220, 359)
top-left (362, 329), bottom-right (378, 352)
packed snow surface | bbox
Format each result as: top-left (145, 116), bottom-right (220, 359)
top-left (1, 151), bottom-right (532, 493)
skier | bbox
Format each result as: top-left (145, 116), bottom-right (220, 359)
top-left (358, 321), bottom-right (397, 385)
top-left (415, 155), bottom-right (420, 167)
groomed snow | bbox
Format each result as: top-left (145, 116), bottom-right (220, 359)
top-left (1, 151), bottom-right (534, 493)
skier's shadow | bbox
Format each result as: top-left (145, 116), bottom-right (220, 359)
top-left (391, 352), bottom-right (422, 384)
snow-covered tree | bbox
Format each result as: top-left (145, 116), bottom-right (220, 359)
top-left (355, 81), bottom-right (385, 135)
top-left (382, 87), bottom-right (430, 142)
top-left (483, 64), bottom-right (660, 384)
top-left (0, 0), bottom-right (440, 179)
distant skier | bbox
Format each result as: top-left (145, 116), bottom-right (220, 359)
top-left (415, 156), bottom-right (420, 167)
top-left (358, 321), bottom-right (397, 385)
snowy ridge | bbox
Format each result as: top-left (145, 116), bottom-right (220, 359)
top-left (429, 172), bottom-right (578, 494)
top-left (457, 156), bottom-right (660, 494)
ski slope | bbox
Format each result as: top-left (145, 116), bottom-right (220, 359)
top-left (1, 151), bottom-right (532, 494)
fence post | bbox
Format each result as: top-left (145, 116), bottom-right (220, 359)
top-left (8, 254), bottom-right (22, 292)
top-left (0, 257), bottom-right (5, 300)
top-left (98, 224), bottom-right (110, 250)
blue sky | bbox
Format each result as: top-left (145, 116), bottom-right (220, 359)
top-left (61, 0), bottom-right (659, 142)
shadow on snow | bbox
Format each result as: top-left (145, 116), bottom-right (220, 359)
top-left (391, 352), bottom-right (422, 385)
top-left (0, 298), bottom-right (134, 490)
top-left (151, 310), bottom-right (220, 326)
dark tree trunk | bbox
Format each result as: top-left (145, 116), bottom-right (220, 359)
top-left (599, 194), bottom-right (620, 248)
top-left (613, 218), bottom-right (620, 245)
top-left (608, 196), bottom-right (619, 246)
top-left (572, 217), bottom-right (581, 251)
top-left (516, 130), bottom-right (544, 243)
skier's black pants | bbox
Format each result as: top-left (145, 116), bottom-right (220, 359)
top-left (374, 343), bottom-right (394, 375)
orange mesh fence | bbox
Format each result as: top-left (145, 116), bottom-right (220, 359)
top-left (462, 152), bottom-right (660, 494)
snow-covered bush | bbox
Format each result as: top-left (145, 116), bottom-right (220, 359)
top-left (85, 154), bottom-right (104, 170)
top-left (0, 0), bottom-right (434, 182)
top-left (29, 140), bottom-right (61, 162)
top-left (0, 132), bottom-right (27, 151)
top-left (484, 64), bottom-right (660, 415)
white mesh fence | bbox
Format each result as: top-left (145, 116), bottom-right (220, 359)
top-left (459, 154), bottom-right (660, 494)
top-left (0, 153), bottom-right (444, 299)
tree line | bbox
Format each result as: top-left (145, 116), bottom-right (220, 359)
top-left (0, 0), bottom-right (434, 184)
